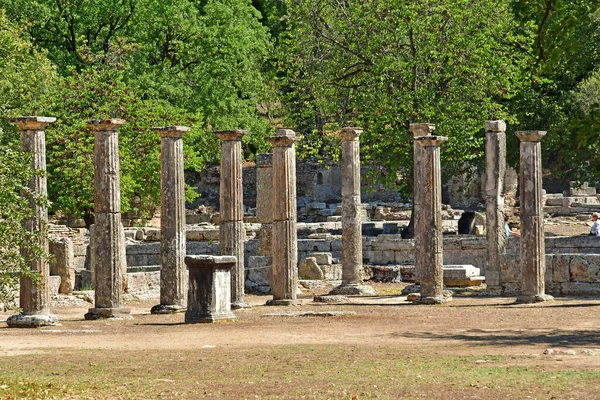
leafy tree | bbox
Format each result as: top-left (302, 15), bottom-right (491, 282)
top-left (0, 10), bottom-right (56, 144)
top-left (280, 0), bottom-right (528, 193)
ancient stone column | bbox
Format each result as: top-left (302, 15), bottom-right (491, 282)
top-left (414, 135), bottom-right (450, 304)
top-left (215, 130), bottom-right (249, 309)
top-left (330, 127), bottom-right (376, 295)
top-left (7, 116), bottom-right (59, 328)
top-left (84, 119), bottom-right (131, 320)
top-left (409, 124), bottom-right (435, 272)
top-left (151, 126), bottom-right (190, 314)
top-left (266, 129), bottom-right (302, 306)
top-left (516, 131), bottom-right (553, 303)
top-left (485, 121), bottom-right (507, 292)
top-left (256, 153), bottom-right (273, 257)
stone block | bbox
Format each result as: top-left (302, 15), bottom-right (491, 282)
top-left (320, 264), bottom-right (342, 280)
top-left (372, 237), bottom-right (414, 251)
top-left (368, 265), bottom-right (402, 282)
top-left (331, 240), bottom-right (343, 251)
top-left (363, 250), bottom-right (395, 265)
top-left (442, 237), bottom-right (462, 250)
top-left (546, 197), bottom-right (565, 206)
top-left (459, 237), bottom-right (487, 249)
top-left (126, 254), bottom-right (148, 268)
top-left (49, 237), bottom-right (75, 294)
top-left (186, 229), bottom-right (205, 241)
top-left (127, 243), bottom-right (160, 255)
top-left (126, 271), bottom-right (161, 296)
top-left (442, 265), bottom-right (480, 279)
top-left (247, 256), bottom-right (272, 286)
top-left (570, 255), bottom-right (600, 282)
top-left (298, 257), bottom-right (323, 280)
top-left (49, 276), bottom-right (61, 297)
top-left (502, 281), bottom-right (521, 295)
top-left (561, 282), bottom-right (600, 296)
top-left (394, 250), bottom-right (415, 265)
top-left (310, 202), bottom-right (327, 209)
top-left (545, 255), bottom-right (553, 283)
top-left (203, 229), bottom-right (220, 241)
top-left (309, 252), bottom-right (332, 265)
top-left (298, 240), bottom-right (331, 252)
top-left (552, 254), bottom-right (570, 283)
top-left (485, 270), bottom-right (500, 287)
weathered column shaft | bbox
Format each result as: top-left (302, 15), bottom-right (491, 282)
top-left (516, 131), bottom-right (552, 302)
top-left (7, 117), bottom-right (59, 327)
top-left (340, 130), bottom-right (362, 284)
top-left (152, 126), bottom-right (189, 313)
top-left (414, 135), bottom-right (448, 304)
top-left (215, 130), bottom-right (247, 308)
top-left (485, 121), bottom-right (507, 289)
top-left (267, 129), bottom-right (300, 305)
top-left (256, 153), bottom-right (273, 257)
top-left (410, 124), bottom-right (435, 274)
top-left (86, 119), bottom-right (130, 319)
top-left (12, 118), bottom-right (55, 316)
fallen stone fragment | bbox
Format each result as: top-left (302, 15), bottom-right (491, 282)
top-left (544, 348), bottom-right (576, 355)
top-left (582, 349), bottom-right (600, 356)
top-left (261, 311), bottom-right (356, 317)
top-left (313, 295), bottom-right (348, 304)
top-left (406, 293), bottom-right (420, 301)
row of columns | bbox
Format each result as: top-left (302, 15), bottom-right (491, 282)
top-left (6, 115), bottom-right (552, 327)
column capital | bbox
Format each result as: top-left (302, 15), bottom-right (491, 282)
top-left (339, 127), bottom-right (363, 141)
top-left (516, 130), bottom-right (546, 142)
top-left (9, 116), bottom-right (56, 131)
top-left (409, 123), bottom-right (435, 137)
top-left (214, 129), bottom-right (247, 141)
top-left (153, 125), bottom-right (190, 138)
top-left (256, 153), bottom-right (273, 167)
top-left (485, 120), bottom-right (506, 132)
top-left (267, 128), bottom-right (298, 147)
top-left (89, 119), bottom-right (126, 131)
top-left (414, 135), bottom-right (448, 147)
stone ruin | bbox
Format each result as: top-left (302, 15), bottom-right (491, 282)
top-left (8, 115), bottom-right (600, 327)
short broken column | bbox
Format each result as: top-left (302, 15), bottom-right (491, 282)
top-left (7, 116), bottom-right (59, 328)
top-left (330, 127), bottom-right (376, 296)
top-left (85, 119), bottom-right (131, 320)
top-left (151, 126), bottom-right (190, 314)
top-left (414, 135), bottom-right (450, 304)
top-left (256, 153), bottom-right (273, 258)
top-left (485, 120), bottom-right (507, 291)
top-left (184, 255), bottom-right (237, 323)
top-left (215, 130), bottom-right (249, 309)
top-left (516, 131), bottom-right (553, 303)
top-left (266, 129), bottom-right (302, 306)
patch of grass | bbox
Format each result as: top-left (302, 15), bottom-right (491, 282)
top-left (0, 346), bottom-right (599, 399)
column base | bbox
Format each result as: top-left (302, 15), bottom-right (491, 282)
top-left (329, 284), bottom-right (378, 296)
top-left (184, 311), bottom-right (237, 324)
top-left (516, 294), bottom-right (554, 303)
top-left (150, 304), bottom-right (186, 314)
top-left (6, 313), bottom-right (60, 328)
top-left (265, 299), bottom-right (304, 306)
top-left (418, 296), bottom-right (452, 305)
top-left (231, 301), bottom-right (252, 310)
top-left (84, 307), bottom-right (132, 320)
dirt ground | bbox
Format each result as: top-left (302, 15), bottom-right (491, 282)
top-left (1, 283), bottom-right (600, 400)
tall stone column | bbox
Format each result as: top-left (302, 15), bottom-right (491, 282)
top-left (414, 135), bottom-right (450, 304)
top-left (7, 116), bottom-right (59, 328)
top-left (485, 121), bottom-right (507, 292)
top-left (266, 129), bottom-right (302, 306)
top-left (409, 124), bottom-right (435, 272)
top-left (330, 127), bottom-right (376, 296)
top-left (516, 131), bottom-right (553, 303)
top-left (256, 153), bottom-right (273, 257)
top-left (151, 126), bottom-right (190, 314)
top-left (85, 119), bottom-right (131, 320)
top-left (215, 130), bottom-right (249, 309)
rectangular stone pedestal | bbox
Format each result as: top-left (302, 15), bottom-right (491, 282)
top-left (185, 255), bottom-right (237, 323)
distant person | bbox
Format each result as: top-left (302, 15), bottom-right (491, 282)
top-left (590, 213), bottom-right (600, 236)
top-left (504, 215), bottom-right (519, 238)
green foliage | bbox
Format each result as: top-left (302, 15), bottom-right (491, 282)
top-left (0, 147), bottom-right (44, 310)
top-left (42, 48), bottom-right (201, 220)
top-left (280, 0), bottom-right (528, 193)
top-left (0, 10), bottom-right (56, 144)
